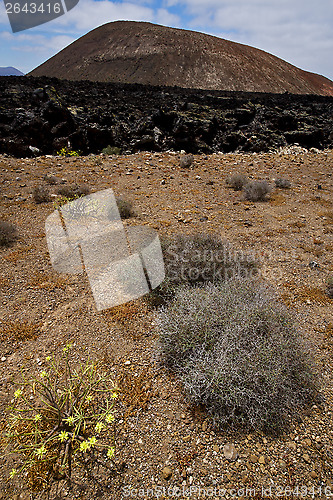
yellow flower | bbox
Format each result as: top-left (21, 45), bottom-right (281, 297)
top-left (95, 422), bottom-right (105, 433)
top-left (88, 436), bottom-right (97, 447)
top-left (34, 414), bottom-right (42, 422)
top-left (65, 416), bottom-right (75, 426)
top-left (105, 414), bottom-right (114, 424)
top-left (107, 447), bottom-right (115, 459)
top-left (40, 371), bottom-right (47, 378)
top-left (79, 440), bottom-right (90, 452)
top-left (45, 356), bottom-right (51, 362)
top-left (14, 389), bottom-right (22, 399)
top-left (35, 445), bottom-right (46, 459)
top-left (86, 395), bottom-right (93, 403)
top-left (58, 431), bottom-right (69, 442)
top-left (9, 468), bottom-right (18, 479)
top-left (111, 392), bottom-right (118, 399)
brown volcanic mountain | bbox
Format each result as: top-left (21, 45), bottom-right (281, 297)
top-left (29, 21), bottom-right (333, 95)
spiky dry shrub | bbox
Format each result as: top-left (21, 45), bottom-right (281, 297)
top-left (226, 173), bottom-right (248, 191)
top-left (33, 185), bottom-right (50, 204)
top-left (57, 184), bottom-right (90, 200)
top-left (43, 174), bottom-right (58, 185)
top-left (116, 197), bottom-right (136, 219)
top-left (147, 232), bottom-right (258, 306)
top-left (157, 279), bottom-right (319, 434)
top-left (275, 178), bottom-right (291, 189)
top-left (243, 180), bottom-right (271, 202)
top-left (180, 154), bottom-right (194, 168)
top-left (0, 220), bottom-right (18, 246)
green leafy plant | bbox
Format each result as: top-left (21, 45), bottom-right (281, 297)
top-left (3, 343), bottom-right (119, 490)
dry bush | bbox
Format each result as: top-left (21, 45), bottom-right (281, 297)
top-left (180, 154), bottom-right (194, 168)
top-left (0, 220), bottom-right (18, 246)
top-left (57, 184), bottom-right (90, 200)
top-left (243, 180), bottom-right (271, 202)
top-left (32, 185), bottom-right (50, 204)
top-left (147, 232), bottom-right (258, 306)
top-left (275, 178), bottom-right (291, 189)
top-left (116, 197), bottom-right (136, 218)
top-left (43, 174), bottom-right (58, 185)
top-left (226, 173), bottom-right (248, 191)
top-left (157, 279), bottom-right (319, 434)
top-left (1, 319), bottom-right (41, 343)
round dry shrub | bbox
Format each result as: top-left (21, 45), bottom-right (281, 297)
top-left (243, 180), bottom-right (271, 201)
top-left (226, 173), bottom-right (248, 191)
top-left (0, 220), bottom-right (18, 246)
top-left (147, 232), bottom-right (258, 306)
top-left (275, 178), bottom-right (291, 189)
top-left (157, 279), bottom-right (319, 434)
top-left (180, 154), bottom-right (194, 168)
top-left (57, 184), bottom-right (90, 200)
top-left (116, 197), bottom-right (136, 219)
top-left (33, 185), bottom-right (50, 204)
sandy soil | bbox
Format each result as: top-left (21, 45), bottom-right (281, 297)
top-left (1, 148), bottom-right (333, 500)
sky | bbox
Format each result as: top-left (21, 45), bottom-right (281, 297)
top-left (0, 0), bottom-right (332, 81)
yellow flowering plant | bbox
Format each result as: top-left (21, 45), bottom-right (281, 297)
top-left (2, 342), bottom-right (120, 490)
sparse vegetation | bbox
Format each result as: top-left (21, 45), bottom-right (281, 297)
top-left (102, 145), bottom-right (121, 155)
top-left (43, 174), bottom-right (58, 185)
top-left (157, 279), bottom-right (319, 433)
top-left (32, 185), bottom-right (50, 204)
top-left (275, 178), bottom-right (291, 189)
top-left (326, 277), bottom-right (333, 298)
top-left (57, 147), bottom-right (81, 157)
top-left (0, 220), bottom-right (18, 246)
top-left (56, 184), bottom-right (90, 201)
top-left (3, 343), bottom-right (119, 490)
top-left (180, 154), bottom-right (194, 168)
top-left (243, 180), bottom-right (271, 201)
top-left (147, 232), bottom-right (258, 306)
top-left (226, 173), bottom-right (248, 191)
top-left (116, 197), bottom-right (136, 218)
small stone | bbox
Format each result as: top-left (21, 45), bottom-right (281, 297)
top-left (202, 420), bottom-right (208, 431)
top-left (213, 444), bottom-right (219, 452)
top-left (124, 360), bottom-right (131, 365)
top-left (223, 443), bottom-right (238, 461)
top-left (309, 471), bottom-right (318, 479)
top-left (249, 454), bottom-right (258, 463)
top-left (302, 438), bottom-right (312, 447)
top-left (259, 455), bottom-right (266, 465)
top-left (279, 460), bottom-right (287, 469)
top-left (161, 466), bottom-right (172, 480)
top-left (161, 179), bottom-right (166, 185)
top-left (303, 453), bottom-right (311, 463)
top-left (1, 357), bottom-right (6, 362)
top-left (286, 441), bottom-right (297, 451)
top-left (183, 435), bottom-right (191, 442)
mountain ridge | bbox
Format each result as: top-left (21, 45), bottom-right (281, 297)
top-left (29, 21), bottom-right (333, 96)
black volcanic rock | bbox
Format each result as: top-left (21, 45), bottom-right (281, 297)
top-left (0, 76), bottom-right (333, 157)
top-left (29, 21), bottom-right (333, 96)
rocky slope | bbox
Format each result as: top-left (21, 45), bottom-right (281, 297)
top-left (0, 76), bottom-right (333, 157)
top-left (0, 67), bottom-right (24, 76)
top-left (29, 21), bottom-right (333, 96)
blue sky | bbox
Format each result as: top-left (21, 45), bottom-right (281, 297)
top-left (0, 0), bottom-right (333, 81)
